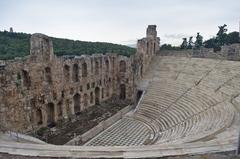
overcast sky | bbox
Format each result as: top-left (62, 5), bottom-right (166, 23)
top-left (0, 0), bottom-right (239, 46)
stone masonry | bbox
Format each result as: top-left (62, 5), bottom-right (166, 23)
top-left (0, 25), bottom-right (160, 132)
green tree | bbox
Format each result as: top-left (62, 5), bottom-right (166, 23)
top-left (180, 38), bottom-right (188, 49)
top-left (226, 31), bottom-right (239, 44)
top-left (195, 33), bottom-right (203, 48)
top-left (187, 36), bottom-right (193, 49)
top-left (216, 24), bottom-right (228, 46)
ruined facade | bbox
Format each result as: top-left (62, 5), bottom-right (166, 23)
top-left (0, 25), bottom-right (160, 132)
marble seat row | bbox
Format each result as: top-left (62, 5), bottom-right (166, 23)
top-left (85, 117), bottom-right (151, 146)
top-left (86, 56), bottom-right (237, 147)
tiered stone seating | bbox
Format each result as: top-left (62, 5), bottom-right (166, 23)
top-left (85, 56), bottom-right (237, 148)
top-left (85, 117), bottom-right (151, 146)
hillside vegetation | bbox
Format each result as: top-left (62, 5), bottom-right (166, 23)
top-left (0, 31), bottom-right (136, 60)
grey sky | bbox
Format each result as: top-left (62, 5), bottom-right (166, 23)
top-left (0, 0), bottom-right (239, 45)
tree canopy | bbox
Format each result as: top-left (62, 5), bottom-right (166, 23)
top-left (0, 31), bottom-right (136, 60)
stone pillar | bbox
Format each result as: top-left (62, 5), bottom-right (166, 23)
top-left (30, 33), bottom-right (54, 62)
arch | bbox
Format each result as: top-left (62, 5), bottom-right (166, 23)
top-left (105, 59), bottom-right (110, 73)
top-left (46, 103), bottom-right (55, 126)
top-left (90, 59), bottom-right (93, 74)
top-left (73, 93), bottom-right (81, 114)
top-left (90, 92), bottom-right (93, 104)
top-left (153, 42), bottom-right (156, 54)
top-left (72, 64), bottom-right (79, 82)
top-left (95, 87), bottom-right (100, 105)
top-left (83, 93), bottom-right (88, 108)
top-left (102, 88), bottom-right (104, 99)
top-left (106, 85), bottom-right (110, 97)
top-left (45, 67), bottom-right (52, 84)
top-left (22, 70), bottom-right (31, 88)
top-left (120, 84), bottom-right (126, 100)
top-left (119, 60), bottom-right (126, 73)
top-left (63, 65), bottom-right (70, 81)
top-left (57, 101), bottom-right (63, 117)
top-left (95, 60), bottom-right (99, 75)
top-left (82, 62), bottom-right (88, 77)
top-left (36, 109), bottom-right (43, 125)
top-left (147, 41), bottom-right (149, 54)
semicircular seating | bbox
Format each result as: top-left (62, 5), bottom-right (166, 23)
top-left (85, 56), bottom-right (238, 147)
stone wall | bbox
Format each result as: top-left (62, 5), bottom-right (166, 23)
top-left (0, 25), bottom-right (160, 132)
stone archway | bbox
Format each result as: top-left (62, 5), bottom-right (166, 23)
top-left (105, 59), bottom-right (110, 73)
top-left (22, 70), bottom-right (31, 88)
top-left (73, 93), bottom-right (81, 114)
top-left (119, 60), bottom-right (126, 72)
top-left (72, 64), bottom-right (79, 82)
top-left (95, 87), bottom-right (100, 105)
top-left (120, 84), bottom-right (126, 100)
top-left (63, 64), bottom-right (70, 81)
top-left (82, 62), bottom-right (88, 77)
top-left (45, 67), bottom-right (52, 84)
top-left (47, 103), bottom-right (55, 126)
top-left (36, 109), bottom-right (43, 125)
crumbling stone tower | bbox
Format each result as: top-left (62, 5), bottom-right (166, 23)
top-left (30, 33), bottom-right (54, 62)
top-left (135, 25), bottom-right (160, 77)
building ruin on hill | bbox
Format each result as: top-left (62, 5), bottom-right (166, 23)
top-left (0, 25), bottom-right (160, 132)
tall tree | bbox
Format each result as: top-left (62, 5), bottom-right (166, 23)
top-left (195, 33), bottom-right (203, 48)
top-left (180, 38), bottom-right (188, 49)
top-left (216, 24), bottom-right (228, 46)
top-left (187, 36), bottom-right (193, 49)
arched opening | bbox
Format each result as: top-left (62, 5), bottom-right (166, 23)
top-left (95, 87), bottom-right (100, 105)
top-left (57, 101), bottom-right (62, 118)
top-left (82, 62), bottom-right (88, 77)
top-left (102, 88), bottom-right (104, 99)
top-left (95, 61), bottom-right (99, 75)
top-left (73, 93), bottom-right (81, 115)
top-left (83, 93), bottom-right (88, 108)
top-left (119, 60), bottom-right (126, 73)
top-left (90, 92), bottom-right (93, 104)
top-left (105, 59), bottom-right (109, 73)
top-left (106, 86), bottom-right (110, 97)
top-left (153, 42), bottom-right (156, 54)
top-left (120, 84), bottom-right (126, 100)
top-left (45, 67), bottom-right (52, 84)
top-left (63, 65), bottom-right (70, 81)
top-left (36, 109), bottom-right (43, 125)
top-left (72, 64), bottom-right (79, 82)
top-left (47, 103), bottom-right (55, 127)
top-left (90, 59), bottom-right (93, 74)
top-left (147, 41), bottom-right (149, 54)
top-left (22, 70), bottom-right (31, 88)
